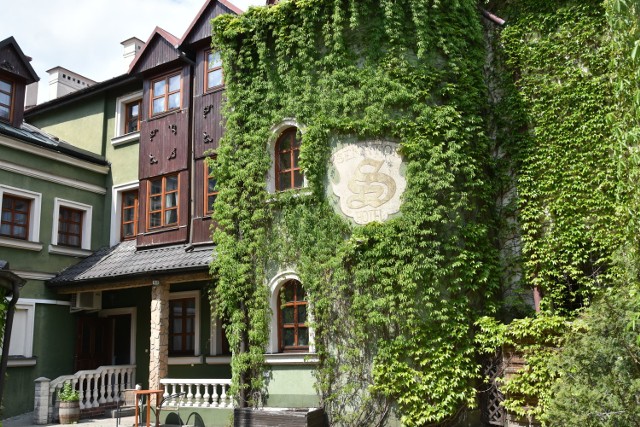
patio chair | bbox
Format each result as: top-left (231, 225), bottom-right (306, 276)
top-left (152, 392), bottom-right (186, 427)
top-left (115, 389), bottom-right (141, 427)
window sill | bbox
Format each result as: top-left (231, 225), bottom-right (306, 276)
top-left (143, 225), bottom-right (181, 235)
top-left (149, 109), bottom-right (181, 120)
top-left (8, 356), bottom-right (37, 367)
top-left (205, 355), bottom-right (232, 365)
top-left (111, 132), bottom-right (140, 147)
top-left (204, 86), bottom-right (225, 95)
top-left (264, 353), bottom-right (318, 365)
top-left (0, 237), bottom-right (43, 252)
top-left (168, 355), bottom-right (203, 365)
top-left (48, 244), bottom-right (92, 258)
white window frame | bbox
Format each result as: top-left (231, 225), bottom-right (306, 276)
top-left (168, 290), bottom-right (201, 365)
top-left (112, 91), bottom-right (143, 146)
top-left (267, 271), bottom-right (314, 354)
top-left (267, 120), bottom-right (308, 194)
top-left (110, 182), bottom-right (139, 246)
top-left (49, 198), bottom-right (92, 257)
top-left (0, 185), bottom-right (42, 251)
top-left (8, 302), bottom-right (36, 365)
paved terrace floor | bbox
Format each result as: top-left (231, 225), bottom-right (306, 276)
top-left (2, 412), bottom-right (138, 427)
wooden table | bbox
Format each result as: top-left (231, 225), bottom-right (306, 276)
top-left (133, 389), bottom-right (164, 427)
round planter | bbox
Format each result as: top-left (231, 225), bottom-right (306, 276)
top-left (59, 400), bottom-right (80, 424)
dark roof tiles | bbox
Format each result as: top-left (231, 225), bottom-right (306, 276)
top-left (49, 240), bottom-right (214, 285)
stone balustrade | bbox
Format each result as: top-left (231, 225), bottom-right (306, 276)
top-left (160, 378), bottom-right (233, 408)
top-left (34, 365), bottom-right (136, 424)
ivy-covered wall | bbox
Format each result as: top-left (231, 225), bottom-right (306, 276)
top-left (211, 1), bottom-right (499, 425)
top-left (210, 0), bottom-right (640, 425)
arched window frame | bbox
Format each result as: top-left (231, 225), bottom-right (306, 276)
top-left (267, 271), bottom-right (314, 354)
top-left (267, 120), bottom-right (307, 193)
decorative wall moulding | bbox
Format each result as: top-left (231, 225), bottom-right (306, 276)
top-left (327, 139), bottom-right (406, 225)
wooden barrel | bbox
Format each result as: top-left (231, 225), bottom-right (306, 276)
top-left (58, 401), bottom-right (80, 424)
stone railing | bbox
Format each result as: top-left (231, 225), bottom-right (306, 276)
top-left (34, 365), bottom-right (136, 424)
top-left (160, 378), bottom-right (233, 408)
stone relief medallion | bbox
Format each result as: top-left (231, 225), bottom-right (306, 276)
top-left (327, 140), bottom-right (406, 225)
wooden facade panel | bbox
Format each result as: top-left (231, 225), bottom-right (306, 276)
top-left (194, 86), bottom-right (225, 158)
top-left (182, 3), bottom-right (238, 46)
top-left (139, 66), bottom-right (191, 178)
top-left (136, 170), bottom-right (190, 248)
top-left (132, 37), bottom-right (181, 75)
top-left (0, 44), bottom-right (36, 83)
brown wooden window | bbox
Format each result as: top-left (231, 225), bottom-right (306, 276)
top-left (121, 190), bottom-right (138, 240)
top-left (151, 73), bottom-right (181, 115)
top-left (205, 162), bottom-right (218, 215)
top-left (278, 281), bottom-right (309, 352)
top-left (58, 207), bottom-right (83, 247)
top-left (169, 297), bottom-right (196, 356)
top-left (148, 175), bottom-right (179, 229)
top-left (275, 128), bottom-right (303, 191)
top-left (0, 195), bottom-right (30, 240)
top-left (0, 79), bottom-right (13, 122)
top-left (124, 100), bottom-right (141, 133)
top-left (205, 50), bottom-right (223, 91)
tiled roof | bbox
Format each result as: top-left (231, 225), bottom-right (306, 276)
top-left (0, 121), bottom-right (109, 166)
top-left (48, 240), bottom-right (214, 286)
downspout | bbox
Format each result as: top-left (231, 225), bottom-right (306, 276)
top-left (0, 273), bottom-right (25, 407)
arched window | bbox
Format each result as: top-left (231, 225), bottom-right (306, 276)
top-left (278, 280), bottom-right (308, 352)
top-left (275, 128), bottom-right (303, 191)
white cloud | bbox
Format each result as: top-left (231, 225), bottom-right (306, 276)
top-left (3, 0), bottom-right (264, 103)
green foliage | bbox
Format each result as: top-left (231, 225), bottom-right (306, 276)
top-left (210, 0), bottom-right (499, 423)
top-left (543, 285), bottom-right (640, 426)
top-left (58, 382), bottom-right (80, 402)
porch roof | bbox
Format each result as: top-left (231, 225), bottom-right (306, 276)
top-left (48, 240), bottom-right (214, 287)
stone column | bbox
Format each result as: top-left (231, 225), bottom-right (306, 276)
top-left (33, 377), bottom-right (50, 424)
top-left (148, 282), bottom-right (169, 391)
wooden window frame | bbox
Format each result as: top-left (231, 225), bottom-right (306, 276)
top-left (0, 78), bottom-right (13, 122)
top-left (275, 128), bottom-right (303, 191)
top-left (169, 297), bottom-right (196, 356)
top-left (124, 99), bottom-right (141, 134)
top-left (204, 160), bottom-right (218, 216)
top-left (120, 189), bottom-right (138, 241)
top-left (150, 72), bottom-right (181, 116)
top-left (147, 174), bottom-right (179, 230)
top-left (0, 194), bottom-right (30, 240)
top-left (205, 50), bottom-right (223, 92)
top-left (57, 206), bottom-right (83, 248)
top-left (278, 281), bottom-right (309, 352)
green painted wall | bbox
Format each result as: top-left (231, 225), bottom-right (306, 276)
top-left (265, 365), bottom-right (320, 408)
top-left (3, 304), bottom-right (76, 417)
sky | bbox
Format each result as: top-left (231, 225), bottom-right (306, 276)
top-left (3, 0), bottom-right (264, 103)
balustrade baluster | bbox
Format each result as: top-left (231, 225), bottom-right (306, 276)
top-left (92, 373), bottom-right (100, 407)
top-left (203, 383), bottom-right (211, 408)
top-left (99, 370), bottom-right (107, 404)
top-left (220, 384), bottom-right (228, 408)
top-left (105, 369), bottom-right (113, 403)
top-left (193, 383), bottom-right (202, 407)
top-left (185, 383), bottom-right (193, 406)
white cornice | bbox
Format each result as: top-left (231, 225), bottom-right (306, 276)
top-left (0, 159), bottom-right (107, 195)
top-left (11, 271), bottom-right (56, 281)
top-left (0, 135), bottom-right (109, 174)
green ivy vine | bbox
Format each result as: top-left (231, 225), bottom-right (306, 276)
top-left (210, 0), bottom-right (499, 425)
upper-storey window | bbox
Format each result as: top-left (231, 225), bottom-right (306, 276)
top-left (57, 207), bottom-right (83, 248)
top-left (205, 50), bottom-right (223, 92)
top-left (0, 79), bottom-right (13, 121)
top-left (205, 161), bottom-right (218, 216)
top-left (1, 194), bottom-right (30, 240)
top-left (151, 73), bottom-right (181, 115)
top-left (275, 128), bottom-right (303, 191)
top-left (121, 189), bottom-right (138, 240)
top-left (125, 100), bottom-right (141, 133)
top-left (148, 174), bottom-right (179, 229)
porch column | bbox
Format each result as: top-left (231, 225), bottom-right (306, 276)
top-left (149, 281), bottom-right (169, 391)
